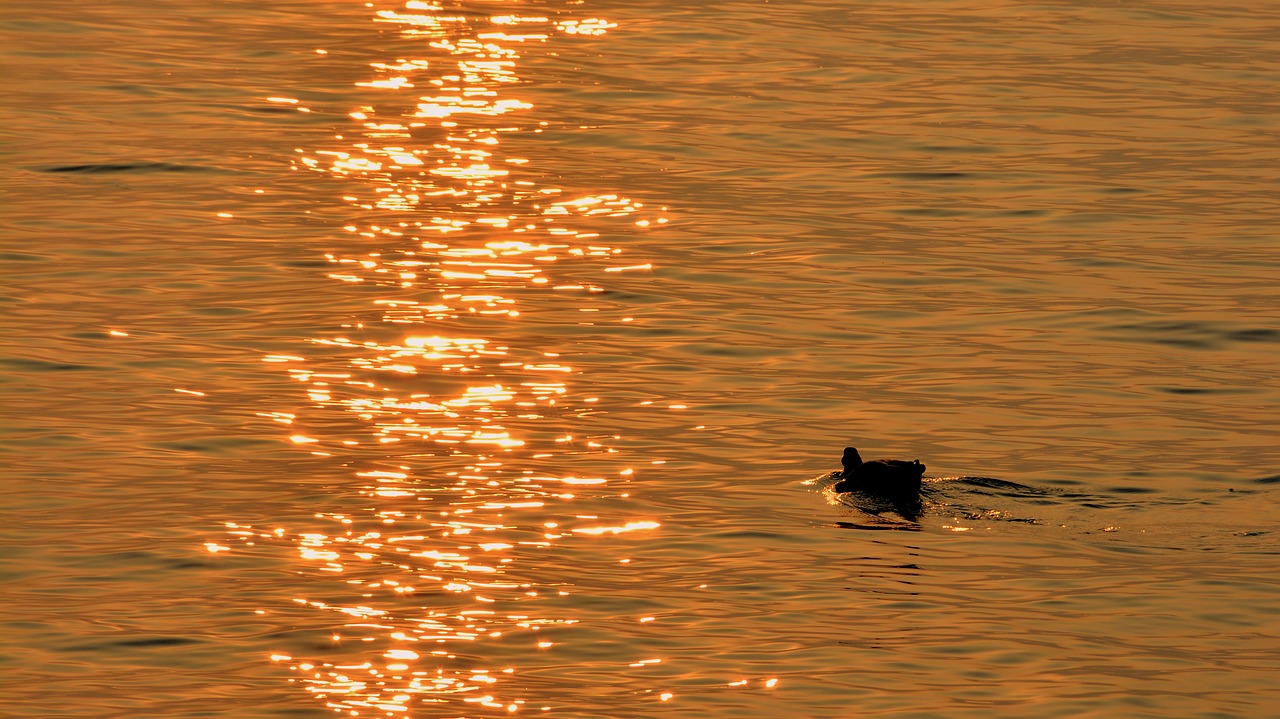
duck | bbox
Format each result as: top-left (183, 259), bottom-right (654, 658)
top-left (832, 447), bottom-right (925, 499)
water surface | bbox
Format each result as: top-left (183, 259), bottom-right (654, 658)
top-left (3, 1), bottom-right (1278, 717)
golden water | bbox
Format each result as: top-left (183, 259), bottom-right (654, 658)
top-left (3, 1), bottom-right (1278, 717)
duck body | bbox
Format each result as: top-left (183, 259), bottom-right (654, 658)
top-left (832, 447), bottom-right (925, 499)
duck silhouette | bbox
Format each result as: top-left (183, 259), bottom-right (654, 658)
top-left (832, 447), bottom-right (925, 499)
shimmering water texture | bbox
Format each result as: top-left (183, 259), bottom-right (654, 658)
top-left (4, 1), bottom-right (1280, 718)
top-left (211, 5), bottom-right (698, 716)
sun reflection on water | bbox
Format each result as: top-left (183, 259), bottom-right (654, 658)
top-left (217, 2), bottom-right (671, 715)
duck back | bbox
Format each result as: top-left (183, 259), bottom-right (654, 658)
top-left (834, 459), bottom-right (925, 497)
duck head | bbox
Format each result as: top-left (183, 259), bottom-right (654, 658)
top-left (841, 447), bottom-right (863, 473)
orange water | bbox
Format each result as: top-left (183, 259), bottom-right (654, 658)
top-left (3, 1), bottom-right (1278, 717)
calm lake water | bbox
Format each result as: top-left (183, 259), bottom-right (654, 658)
top-left (3, 1), bottom-right (1279, 717)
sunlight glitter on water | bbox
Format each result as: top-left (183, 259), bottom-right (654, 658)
top-left (217, 3), bottom-right (674, 715)
top-left (8, 0), bottom-right (1277, 716)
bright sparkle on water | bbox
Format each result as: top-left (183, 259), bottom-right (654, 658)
top-left (214, 3), bottom-right (713, 716)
